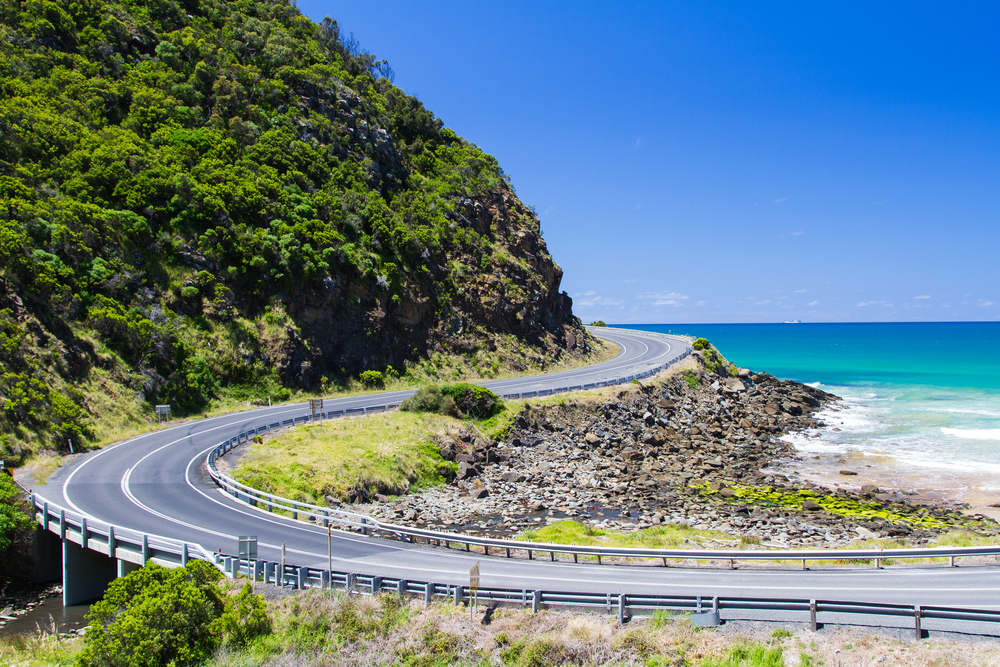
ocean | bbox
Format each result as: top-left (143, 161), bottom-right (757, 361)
top-left (613, 322), bottom-right (1000, 511)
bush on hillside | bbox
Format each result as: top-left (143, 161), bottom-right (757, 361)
top-left (359, 371), bottom-right (385, 389)
top-left (399, 386), bottom-right (458, 417)
top-left (692, 337), bottom-right (711, 351)
top-left (400, 383), bottom-right (502, 420)
top-left (78, 561), bottom-right (269, 667)
top-left (0, 474), bottom-right (33, 552)
top-left (589, 320), bottom-right (607, 327)
top-left (441, 384), bottom-right (503, 420)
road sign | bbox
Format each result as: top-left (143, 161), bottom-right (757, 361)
top-left (155, 404), bottom-right (171, 424)
top-left (309, 398), bottom-right (323, 418)
top-left (238, 535), bottom-right (258, 560)
top-left (469, 561), bottom-right (480, 591)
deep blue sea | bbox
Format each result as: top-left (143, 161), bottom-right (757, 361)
top-left (613, 323), bottom-right (1000, 507)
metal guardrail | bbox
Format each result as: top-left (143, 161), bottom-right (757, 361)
top-left (216, 554), bottom-right (1000, 638)
top-left (29, 494), bottom-right (227, 576)
top-left (206, 409), bottom-right (1000, 569)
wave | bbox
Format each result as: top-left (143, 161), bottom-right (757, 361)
top-left (941, 427), bottom-right (1000, 441)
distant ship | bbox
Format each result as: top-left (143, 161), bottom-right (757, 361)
top-left (783, 320), bottom-right (801, 324)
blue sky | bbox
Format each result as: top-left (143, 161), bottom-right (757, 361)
top-left (299, 1), bottom-right (999, 323)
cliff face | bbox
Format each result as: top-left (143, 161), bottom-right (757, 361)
top-left (0, 0), bottom-right (589, 459)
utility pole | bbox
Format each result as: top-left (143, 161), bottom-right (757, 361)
top-left (328, 525), bottom-right (333, 597)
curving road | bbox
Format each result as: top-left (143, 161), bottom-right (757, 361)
top-left (33, 327), bottom-right (1000, 631)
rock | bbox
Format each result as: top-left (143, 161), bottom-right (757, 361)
top-left (472, 487), bottom-right (490, 500)
top-left (519, 434), bottom-right (542, 447)
top-left (802, 499), bottom-right (822, 511)
top-left (621, 448), bottom-right (643, 462)
top-left (860, 484), bottom-right (880, 494)
top-left (456, 453), bottom-right (477, 463)
top-left (374, 494), bottom-right (389, 503)
top-left (458, 462), bottom-right (478, 480)
top-left (839, 470), bottom-right (859, 476)
top-left (585, 432), bottom-right (601, 444)
top-left (720, 488), bottom-right (736, 499)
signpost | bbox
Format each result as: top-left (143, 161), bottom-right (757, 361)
top-left (469, 561), bottom-right (480, 620)
top-left (155, 404), bottom-right (171, 424)
top-left (309, 398), bottom-right (323, 419)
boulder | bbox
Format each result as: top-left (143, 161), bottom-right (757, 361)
top-left (802, 499), bottom-right (822, 512)
top-left (585, 432), bottom-right (601, 444)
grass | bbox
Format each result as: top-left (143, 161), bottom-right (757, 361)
top-left (230, 411), bottom-right (465, 504)
top-left (516, 520), bottom-right (739, 564)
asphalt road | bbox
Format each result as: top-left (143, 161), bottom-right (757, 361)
top-left (34, 327), bottom-right (1000, 634)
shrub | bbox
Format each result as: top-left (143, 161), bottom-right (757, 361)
top-left (77, 561), bottom-right (269, 667)
top-left (440, 383), bottom-right (503, 420)
top-left (0, 474), bottom-right (33, 552)
top-left (400, 384), bottom-right (501, 419)
top-left (589, 320), bottom-right (607, 327)
top-left (359, 370), bottom-right (385, 389)
top-left (692, 337), bottom-right (711, 351)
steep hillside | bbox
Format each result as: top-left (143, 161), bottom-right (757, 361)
top-left (0, 0), bottom-right (594, 462)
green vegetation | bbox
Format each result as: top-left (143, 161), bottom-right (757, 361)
top-left (517, 519), bottom-right (737, 561)
top-left (699, 643), bottom-right (785, 667)
top-left (231, 411), bottom-right (461, 503)
top-left (359, 370), bottom-right (386, 390)
top-left (78, 561), bottom-right (268, 667)
top-left (0, 473), bottom-right (32, 551)
top-left (0, 0), bottom-right (587, 465)
top-left (693, 481), bottom-right (997, 533)
top-left (693, 337), bottom-right (712, 350)
top-left (401, 383), bottom-right (503, 420)
top-left (589, 320), bottom-right (608, 327)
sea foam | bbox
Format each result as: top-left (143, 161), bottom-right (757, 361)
top-left (941, 427), bottom-right (1000, 441)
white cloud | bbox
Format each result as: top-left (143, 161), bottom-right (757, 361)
top-left (543, 206), bottom-right (555, 215)
top-left (694, 300), bottom-right (707, 306)
top-left (622, 278), bottom-right (637, 283)
top-left (790, 231), bottom-right (804, 236)
top-left (913, 295), bottom-right (931, 299)
top-left (774, 197), bottom-right (791, 203)
top-left (807, 300), bottom-right (819, 306)
top-left (633, 203), bottom-right (642, 210)
top-left (980, 301), bottom-right (995, 307)
top-left (634, 139), bottom-right (641, 149)
top-left (638, 291), bottom-right (689, 307)
top-left (856, 300), bottom-right (892, 307)
top-left (584, 290), bottom-right (596, 296)
top-left (575, 294), bottom-right (625, 308)
top-left (793, 289), bottom-right (807, 293)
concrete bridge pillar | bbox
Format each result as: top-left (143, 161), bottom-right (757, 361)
top-left (63, 538), bottom-right (117, 605)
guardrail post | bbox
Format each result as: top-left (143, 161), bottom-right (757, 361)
top-left (810, 599), bottom-right (817, 631)
top-left (297, 567), bottom-right (307, 590)
top-left (453, 586), bottom-right (463, 607)
top-left (875, 557), bottom-right (881, 569)
top-left (425, 584), bottom-right (434, 606)
top-left (618, 594), bottom-right (626, 624)
top-left (42, 501), bottom-right (49, 531)
top-left (372, 576), bottom-right (382, 594)
top-left (108, 525), bottom-right (116, 557)
top-left (254, 560), bottom-right (265, 582)
top-left (949, 555), bottom-right (956, 567)
top-left (224, 557), bottom-right (232, 574)
top-left (182, 543), bottom-right (189, 567)
top-left (914, 605), bottom-right (922, 640)
top-left (606, 593), bottom-right (612, 614)
top-left (142, 535), bottom-right (149, 563)
top-left (80, 518), bottom-right (88, 550)
top-left (292, 503), bottom-right (298, 521)
top-left (398, 579), bottom-right (407, 598)
top-left (59, 509), bottom-right (66, 540)
top-left (532, 590), bottom-right (542, 614)
top-left (347, 573), bottom-right (356, 593)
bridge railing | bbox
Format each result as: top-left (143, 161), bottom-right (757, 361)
top-left (29, 494), bottom-right (227, 575)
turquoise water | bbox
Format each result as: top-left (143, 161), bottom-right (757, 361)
top-left (614, 323), bottom-right (1000, 499)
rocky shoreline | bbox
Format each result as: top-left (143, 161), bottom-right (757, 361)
top-left (346, 360), bottom-right (1000, 549)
